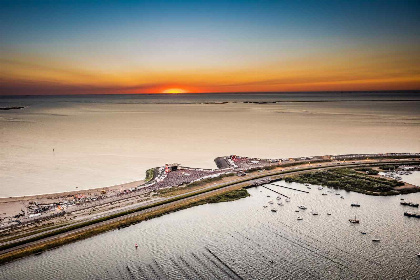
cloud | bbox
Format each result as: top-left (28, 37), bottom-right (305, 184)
top-left (0, 78), bottom-right (164, 95)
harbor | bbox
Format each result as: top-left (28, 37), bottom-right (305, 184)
top-left (1, 171), bottom-right (419, 279)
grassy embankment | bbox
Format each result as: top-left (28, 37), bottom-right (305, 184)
top-left (284, 168), bottom-right (418, 195)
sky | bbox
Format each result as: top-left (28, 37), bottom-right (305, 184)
top-left (1, 0), bottom-right (419, 95)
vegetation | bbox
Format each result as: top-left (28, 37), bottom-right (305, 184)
top-left (187, 189), bottom-right (249, 206)
top-left (145, 168), bottom-right (156, 182)
top-left (377, 165), bottom-right (400, 171)
top-left (355, 167), bottom-right (379, 175)
top-left (284, 168), bottom-right (411, 195)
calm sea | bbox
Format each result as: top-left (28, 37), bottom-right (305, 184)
top-left (0, 92), bottom-right (419, 197)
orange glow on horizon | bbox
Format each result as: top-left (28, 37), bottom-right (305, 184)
top-left (161, 88), bottom-right (188, 94)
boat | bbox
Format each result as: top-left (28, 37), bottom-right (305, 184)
top-left (322, 193), bottom-right (327, 196)
top-left (349, 216), bottom-right (359, 223)
top-left (360, 231), bottom-right (367, 234)
top-left (135, 243), bottom-right (138, 249)
top-left (268, 201), bottom-right (274, 204)
top-left (295, 210), bottom-right (299, 212)
top-left (327, 213), bottom-right (331, 215)
top-left (403, 212), bottom-right (420, 218)
top-left (267, 195), bottom-right (271, 197)
top-left (417, 253), bottom-right (420, 258)
top-left (307, 186), bottom-right (311, 189)
top-left (298, 206), bottom-right (307, 210)
top-left (277, 202), bottom-right (283, 206)
top-left (318, 187), bottom-right (323, 190)
top-left (276, 196), bottom-right (281, 200)
top-left (335, 193), bottom-right (340, 195)
top-left (312, 212), bottom-right (318, 215)
top-left (372, 239), bottom-right (380, 242)
top-left (340, 196), bottom-right (344, 199)
top-left (285, 198), bottom-right (290, 202)
top-left (297, 217), bottom-right (303, 220)
top-left (351, 203), bottom-right (360, 207)
top-left (400, 202), bottom-right (419, 208)
top-left (263, 205), bottom-right (268, 208)
top-left (271, 209), bottom-right (277, 212)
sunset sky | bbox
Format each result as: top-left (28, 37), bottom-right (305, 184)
top-left (1, 0), bottom-right (419, 95)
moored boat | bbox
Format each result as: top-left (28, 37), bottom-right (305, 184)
top-left (351, 203), bottom-right (360, 207)
top-left (400, 201), bottom-right (419, 208)
top-left (404, 212), bottom-right (420, 218)
top-left (349, 216), bottom-right (359, 223)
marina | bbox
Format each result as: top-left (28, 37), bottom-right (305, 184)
top-left (1, 172), bottom-right (419, 279)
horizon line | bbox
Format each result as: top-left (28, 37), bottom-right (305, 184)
top-left (1, 89), bottom-right (420, 97)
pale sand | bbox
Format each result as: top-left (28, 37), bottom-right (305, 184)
top-left (0, 180), bottom-right (144, 217)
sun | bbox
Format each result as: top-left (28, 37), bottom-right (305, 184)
top-left (162, 88), bottom-right (187, 94)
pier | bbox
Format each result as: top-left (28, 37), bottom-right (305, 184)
top-left (261, 186), bottom-right (290, 199)
top-left (270, 183), bottom-right (310, 194)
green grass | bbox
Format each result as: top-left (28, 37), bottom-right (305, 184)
top-left (355, 167), bottom-right (379, 175)
top-left (283, 168), bottom-right (416, 195)
top-left (188, 189), bottom-right (250, 206)
top-left (145, 168), bottom-right (157, 182)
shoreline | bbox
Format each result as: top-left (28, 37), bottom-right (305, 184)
top-left (0, 179), bottom-right (145, 202)
top-left (0, 154), bottom-right (419, 264)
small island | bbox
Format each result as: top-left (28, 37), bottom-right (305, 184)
top-left (0, 106), bottom-right (25, 111)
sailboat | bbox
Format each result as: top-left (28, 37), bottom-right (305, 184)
top-left (349, 215), bottom-right (359, 223)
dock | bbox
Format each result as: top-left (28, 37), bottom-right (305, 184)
top-left (261, 186), bottom-right (290, 199)
top-left (270, 183), bottom-right (310, 194)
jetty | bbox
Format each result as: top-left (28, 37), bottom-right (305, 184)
top-left (270, 183), bottom-right (310, 193)
top-left (261, 186), bottom-right (290, 199)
